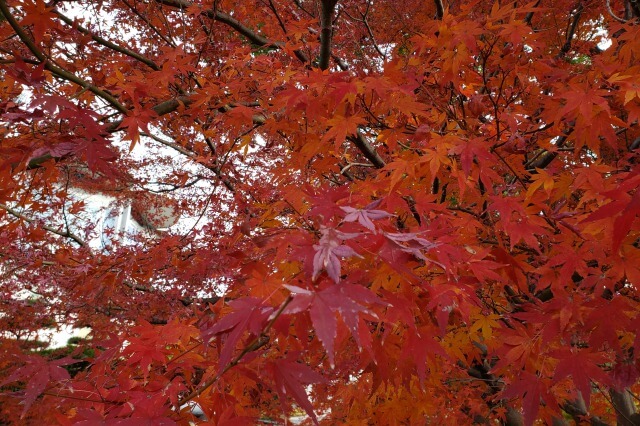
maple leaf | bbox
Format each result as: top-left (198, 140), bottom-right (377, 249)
top-left (340, 199), bottom-right (394, 232)
top-left (28, 141), bottom-right (78, 164)
top-left (525, 168), bottom-right (555, 200)
top-left (120, 319), bottom-right (191, 375)
top-left (284, 283), bottom-right (384, 367)
top-left (118, 104), bottom-right (159, 149)
top-left (312, 226), bottom-right (362, 282)
top-left (383, 231), bottom-right (442, 265)
top-left (401, 328), bottom-right (447, 384)
top-left (489, 196), bottom-right (548, 251)
top-left (455, 138), bottom-right (493, 176)
top-left (76, 138), bottom-right (119, 174)
top-left (201, 298), bottom-right (274, 370)
top-left (469, 313), bottom-right (501, 341)
top-left (583, 189), bottom-right (640, 251)
top-left (0, 355), bottom-right (79, 417)
top-left (5, 57), bottom-right (46, 87)
top-left (322, 114), bottom-right (367, 150)
top-left (551, 349), bottom-right (613, 409)
top-left (271, 358), bottom-right (327, 425)
top-left (501, 371), bottom-right (547, 426)
top-left (307, 185), bottom-right (351, 219)
top-left (559, 85), bottom-right (610, 123)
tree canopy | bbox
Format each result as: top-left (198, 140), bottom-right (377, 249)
top-left (1, 0), bottom-right (640, 424)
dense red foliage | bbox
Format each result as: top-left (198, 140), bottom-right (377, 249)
top-left (2, 0), bottom-right (640, 424)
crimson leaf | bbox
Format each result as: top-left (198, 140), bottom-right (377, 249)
top-left (312, 227), bottom-right (361, 282)
top-left (284, 284), bottom-right (384, 367)
top-left (272, 359), bottom-right (327, 425)
top-left (340, 199), bottom-right (394, 232)
top-left (0, 355), bottom-right (79, 417)
top-left (201, 297), bottom-right (274, 371)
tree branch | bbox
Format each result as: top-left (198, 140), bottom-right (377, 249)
top-left (155, 0), bottom-right (310, 64)
top-left (558, 2), bottom-right (584, 58)
top-left (434, 0), bottom-right (444, 20)
top-left (177, 295), bottom-right (293, 406)
top-left (609, 389), bottom-right (637, 426)
top-left (319, 0), bottom-right (338, 70)
top-left (523, 0), bottom-right (541, 25)
top-left (0, 0), bottom-right (128, 114)
top-left (629, 0), bottom-right (640, 18)
top-left (605, 0), bottom-right (627, 22)
top-left (0, 203), bottom-right (86, 246)
top-left (347, 131), bottom-right (386, 168)
top-left (53, 11), bottom-right (161, 70)
top-left (121, 0), bottom-right (176, 46)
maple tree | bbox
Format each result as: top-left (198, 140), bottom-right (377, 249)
top-left (2, 0), bottom-right (640, 423)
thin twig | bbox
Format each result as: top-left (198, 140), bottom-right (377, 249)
top-left (54, 11), bottom-right (161, 70)
top-left (340, 162), bottom-right (375, 174)
top-left (0, 203), bottom-right (86, 246)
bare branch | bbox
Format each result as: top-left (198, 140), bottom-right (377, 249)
top-left (347, 131), bottom-right (386, 168)
top-left (434, 0), bottom-right (444, 20)
top-left (558, 2), bottom-right (584, 58)
top-left (267, 0), bottom-right (288, 34)
top-left (319, 0), bottom-right (338, 70)
top-left (524, 0), bottom-right (541, 26)
top-left (156, 0), bottom-right (311, 64)
top-left (121, 0), bottom-right (176, 46)
top-left (0, 203), bottom-right (86, 247)
top-left (54, 11), bottom-right (161, 70)
top-left (341, 4), bottom-right (386, 59)
top-left (605, 0), bottom-right (627, 23)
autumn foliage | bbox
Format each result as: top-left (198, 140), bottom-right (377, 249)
top-left (2, 0), bottom-right (640, 424)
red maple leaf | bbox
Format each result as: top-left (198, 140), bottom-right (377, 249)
top-left (551, 348), bottom-right (613, 409)
top-left (201, 298), bottom-right (274, 370)
top-left (284, 283), bottom-right (384, 367)
top-left (271, 358), bottom-right (327, 425)
top-left (0, 355), bottom-right (79, 417)
top-left (583, 187), bottom-right (640, 251)
top-left (312, 226), bottom-right (361, 282)
top-left (340, 198), bottom-right (394, 232)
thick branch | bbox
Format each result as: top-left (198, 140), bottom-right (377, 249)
top-left (524, 0), bottom-right (541, 25)
top-left (609, 389), bottom-right (638, 426)
top-left (104, 95), bottom-right (194, 132)
top-left (558, 2), bottom-right (584, 58)
top-left (630, 0), bottom-right (640, 18)
top-left (561, 394), bottom-right (609, 426)
top-left (26, 95), bottom-right (265, 174)
top-left (434, 0), bottom-right (444, 20)
top-left (26, 96), bottom-right (193, 169)
top-left (348, 131), bottom-right (386, 168)
top-left (156, 0), bottom-right (310, 64)
top-left (319, 0), bottom-right (338, 70)
top-left (465, 357), bottom-right (524, 426)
